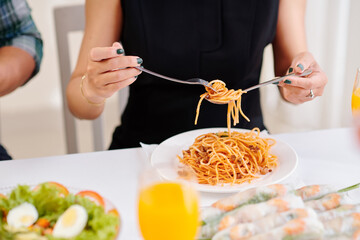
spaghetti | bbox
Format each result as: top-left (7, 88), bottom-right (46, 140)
top-left (178, 128), bottom-right (278, 185)
top-left (195, 80), bottom-right (249, 136)
top-left (178, 80), bottom-right (278, 185)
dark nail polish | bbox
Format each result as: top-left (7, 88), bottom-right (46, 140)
top-left (272, 81), bottom-right (279, 85)
top-left (284, 79), bottom-right (292, 84)
top-left (297, 64), bottom-right (304, 71)
top-left (135, 75), bottom-right (138, 79)
top-left (289, 67), bottom-right (293, 73)
top-left (137, 58), bottom-right (143, 64)
top-left (116, 49), bottom-right (124, 54)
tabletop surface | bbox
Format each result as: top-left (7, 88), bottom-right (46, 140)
top-left (0, 127), bottom-right (359, 239)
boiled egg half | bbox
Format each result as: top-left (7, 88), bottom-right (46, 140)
top-left (52, 204), bottom-right (88, 238)
top-left (7, 202), bottom-right (38, 228)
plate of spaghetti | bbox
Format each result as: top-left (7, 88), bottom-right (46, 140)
top-left (152, 80), bottom-right (297, 193)
top-left (151, 128), bottom-right (298, 193)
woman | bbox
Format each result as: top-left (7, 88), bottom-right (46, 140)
top-left (67, 0), bottom-right (327, 149)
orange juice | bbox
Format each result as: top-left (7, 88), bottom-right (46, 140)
top-left (352, 88), bottom-right (360, 115)
top-left (138, 182), bottom-right (199, 240)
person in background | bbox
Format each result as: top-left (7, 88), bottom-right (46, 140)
top-left (67, 0), bottom-right (327, 149)
top-left (0, 0), bottom-right (43, 160)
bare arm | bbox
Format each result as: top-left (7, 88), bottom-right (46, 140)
top-left (0, 47), bottom-right (35, 96)
top-left (273, 0), bottom-right (307, 76)
top-left (0, 0), bottom-right (42, 96)
top-left (273, 0), bottom-right (327, 104)
top-left (67, 0), bottom-right (141, 119)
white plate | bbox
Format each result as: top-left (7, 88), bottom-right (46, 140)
top-left (151, 128), bottom-right (298, 193)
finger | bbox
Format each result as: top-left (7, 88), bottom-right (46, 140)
top-left (278, 72), bottom-right (323, 89)
top-left (95, 67), bottom-right (140, 86)
top-left (280, 85), bottom-right (318, 104)
top-left (105, 55), bottom-right (143, 71)
top-left (90, 42), bottom-right (125, 61)
top-left (279, 85), bottom-right (306, 104)
top-left (289, 52), bottom-right (314, 74)
top-left (301, 87), bottom-right (322, 101)
top-left (91, 56), bottom-right (143, 73)
top-left (112, 42), bottom-right (123, 50)
top-left (105, 77), bottom-right (137, 93)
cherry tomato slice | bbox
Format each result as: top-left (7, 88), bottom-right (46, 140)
top-left (76, 190), bottom-right (105, 207)
top-left (33, 182), bottom-right (69, 196)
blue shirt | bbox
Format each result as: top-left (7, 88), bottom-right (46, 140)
top-left (0, 0), bottom-right (43, 78)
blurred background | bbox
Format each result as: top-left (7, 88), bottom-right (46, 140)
top-left (1, 0), bottom-right (359, 159)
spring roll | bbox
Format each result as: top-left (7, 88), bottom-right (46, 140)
top-left (296, 184), bottom-right (336, 201)
top-left (198, 194), bottom-right (304, 239)
top-left (212, 208), bottom-right (317, 240)
top-left (327, 235), bottom-right (359, 240)
top-left (318, 204), bottom-right (360, 222)
top-left (327, 228), bottom-right (360, 240)
top-left (297, 183), bottom-right (360, 203)
top-left (202, 184), bottom-right (342, 225)
top-left (323, 213), bottom-right (360, 236)
top-left (305, 192), bottom-right (347, 212)
top-left (246, 217), bottom-right (324, 240)
top-left (201, 184), bottom-right (292, 224)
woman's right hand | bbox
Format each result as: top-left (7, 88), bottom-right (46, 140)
top-left (82, 42), bottom-right (142, 104)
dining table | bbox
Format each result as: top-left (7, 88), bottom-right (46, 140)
top-left (0, 127), bottom-right (360, 239)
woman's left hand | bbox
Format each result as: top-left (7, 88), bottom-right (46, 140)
top-left (277, 51), bottom-right (328, 104)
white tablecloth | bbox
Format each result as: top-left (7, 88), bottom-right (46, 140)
top-left (0, 128), bottom-right (359, 239)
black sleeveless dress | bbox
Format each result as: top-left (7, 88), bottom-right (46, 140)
top-left (109, 0), bottom-right (279, 149)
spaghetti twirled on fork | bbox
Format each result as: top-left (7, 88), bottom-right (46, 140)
top-left (195, 80), bottom-right (249, 136)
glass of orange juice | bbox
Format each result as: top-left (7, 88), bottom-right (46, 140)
top-left (137, 165), bottom-right (199, 240)
top-left (352, 67), bottom-right (360, 144)
top-left (352, 68), bottom-right (360, 114)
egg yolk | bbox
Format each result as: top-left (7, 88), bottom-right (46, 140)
top-left (62, 208), bottom-right (77, 227)
top-left (20, 215), bottom-right (34, 224)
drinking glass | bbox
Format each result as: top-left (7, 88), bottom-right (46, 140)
top-left (137, 165), bottom-right (199, 240)
top-left (351, 68), bottom-right (360, 115)
top-left (352, 68), bottom-right (360, 144)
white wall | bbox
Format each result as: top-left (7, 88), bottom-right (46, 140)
top-left (261, 0), bottom-right (360, 134)
top-left (1, 0), bottom-right (359, 159)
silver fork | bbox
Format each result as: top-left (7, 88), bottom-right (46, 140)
top-left (243, 68), bottom-right (313, 92)
top-left (134, 66), bottom-right (217, 92)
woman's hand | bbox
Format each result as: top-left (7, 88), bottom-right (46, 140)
top-left (82, 42), bottom-right (142, 104)
top-left (277, 52), bottom-right (328, 104)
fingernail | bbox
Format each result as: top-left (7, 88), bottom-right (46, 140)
top-left (284, 79), bottom-right (292, 84)
top-left (135, 75), bottom-right (138, 79)
top-left (116, 49), bottom-right (124, 54)
top-left (137, 58), bottom-right (143, 64)
top-left (289, 67), bottom-right (293, 73)
top-left (297, 64), bottom-right (304, 71)
top-left (272, 81), bottom-right (279, 85)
